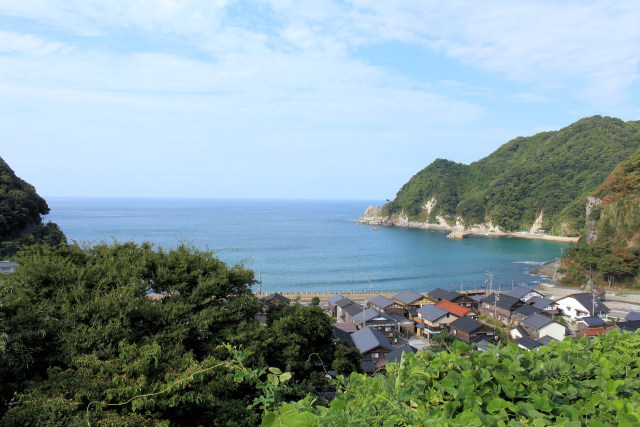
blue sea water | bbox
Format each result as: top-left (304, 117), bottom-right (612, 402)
top-left (44, 198), bottom-right (571, 294)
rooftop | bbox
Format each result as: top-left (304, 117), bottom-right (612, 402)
top-left (516, 336), bottom-right (541, 350)
top-left (393, 289), bottom-right (424, 305)
top-left (436, 300), bottom-right (472, 317)
top-left (449, 316), bottom-right (484, 334)
top-left (416, 304), bottom-right (449, 322)
top-left (427, 288), bottom-right (461, 301)
top-left (506, 285), bottom-right (539, 300)
top-left (522, 313), bottom-right (554, 330)
top-left (559, 293), bottom-right (610, 315)
top-left (369, 295), bottom-right (395, 309)
top-left (351, 326), bottom-right (394, 353)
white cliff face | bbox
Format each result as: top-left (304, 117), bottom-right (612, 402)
top-left (363, 205), bottom-right (382, 218)
top-left (423, 197), bottom-right (437, 215)
top-left (585, 197), bottom-right (603, 244)
top-left (529, 210), bottom-right (544, 234)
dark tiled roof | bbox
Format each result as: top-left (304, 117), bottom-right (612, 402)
top-left (514, 305), bottom-right (542, 317)
top-left (482, 293), bottom-right (521, 311)
top-left (416, 304), bottom-right (449, 322)
top-left (617, 320), bottom-right (640, 332)
top-left (526, 297), bottom-right (554, 310)
top-left (506, 286), bottom-right (538, 300)
top-left (334, 323), bottom-right (358, 333)
top-left (333, 327), bottom-right (353, 344)
top-left (516, 336), bottom-right (541, 350)
top-left (262, 293), bottom-right (290, 304)
top-left (387, 313), bottom-right (413, 324)
top-left (344, 306), bottom-right (381, 323)
top-left (514, 326), bottom-right (528, 337)
top-left (471, 294), bottom-right (484, 302)
top-left (361, 360), bottom-right (378, 373)
top-left (522, 313), bottom-right (553, 330)
top-left (625, 311), bottom-right (640, 321)
top-left (370, 295), bottom-right (395, 309)
top-left (335, 297), bottom-right (354, 308)
top-left (393, 290), bottom-right (424, 305)
top-left (328, 294), bottom-right (346, 306)
top-left (385, 344), bottom-right (418, 364)
top-left (427, 288), bottom-right (460, 301)
top-left (580, 316), bottom-right (605, 327)
top-left (450, 316), bottom-right (483, 334)
top-left (563, 293), bottom-right (610, 315)
top-left (538, 335), bottom-right (557, 345)
top-left (351, 327), bottom-right (394, 353)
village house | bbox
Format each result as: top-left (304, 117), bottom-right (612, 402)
top-left (506, 285), bottom-right (543, 302)
top-left (351, 326), bottom-right (394, 374)
top-left (480, 293), bottom-right (522, 324)
top-left (334, 297), bottom-right (356, 322)
top-left (392, 289), bottom-right (430, 317)
top-left (436, 300), bottom-right (478, 320)
top-left (516, 336), bottom-right (542, 351)
top-left (616, 320), bottom-right (640, 333)
top-left (511, 304), bottom-right (543, 326)
top-left (343, 306), bottom-right (399, 343)
top-left (448, 316), bottom-right (495, 344)
top-left (0, 261), bottom-right (18, 274)
top-left (369, 295), bottom-right (404, 315)
top-left (577, 316), bottom-right (606, 331)
top-left (426, 288), bottom-right (476, 308)
top-left (261, 293), bottom-right (291, 310)
top-left (626, 311), bottom-right (640, 321)
top-left (415, 305), bottom-right (454, 339)
top-left (555, 293), bottom-right (610, 321)
top-left (525, 296), bottom-right (557, 312)
top-left (520, 313), bottom-right (566, 342)
top-left (328, 294), bottom-right (346, 317)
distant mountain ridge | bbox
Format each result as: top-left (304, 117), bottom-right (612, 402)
top-left (377, 116), bottom-right (640, 237)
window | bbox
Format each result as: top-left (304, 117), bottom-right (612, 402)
top-left (385, 326), bottom-right (392, 331)
top-left (370, 352), bottom-right (379, 359)
top-left (0, 268), bottom-right (9, 272)
top-left (452, 329), bottom-right (457, 335)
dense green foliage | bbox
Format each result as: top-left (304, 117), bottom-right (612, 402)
top-left (264, 331), bottom-right (640, 426)
top-left (560, 145), bottom-right (640, 287)
top-left (0, 156), bottom-right (66, 257)
top-left (0, 243), bottom-right (346, 425)
top-left (383, 116), bottom-right (640, 235)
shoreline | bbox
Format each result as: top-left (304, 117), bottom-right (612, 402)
top-left (356, 217), bottom-right (579, 243)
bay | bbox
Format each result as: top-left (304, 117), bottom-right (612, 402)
top-left (44, 198), bottom-right (571, 294)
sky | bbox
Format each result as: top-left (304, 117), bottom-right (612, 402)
top-left (1, 1), bottom-right (640, 200)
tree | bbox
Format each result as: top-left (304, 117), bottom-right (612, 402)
top-left (0, 242), bottom-right (266, 425)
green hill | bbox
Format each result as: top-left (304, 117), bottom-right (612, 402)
top-left (382, 116), bottom-right (640, 236)
top-left (559, 144), bottom-right (640, 287)
top-left (0, 156), bottom-right (66, 257)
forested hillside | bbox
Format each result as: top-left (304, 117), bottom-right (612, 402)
top-left (383, 116), bottom-right (640, 236)
top-left (0, 156), bottom-right (66, 257)
top-left (560, 145), bottom-right (640, 287)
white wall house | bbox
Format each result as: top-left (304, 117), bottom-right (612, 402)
top-left (555, 293), bottom-right (609, 321)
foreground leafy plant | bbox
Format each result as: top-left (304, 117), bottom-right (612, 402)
top-left (263, 331), bottom-right (640, 426)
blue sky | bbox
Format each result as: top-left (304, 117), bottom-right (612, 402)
top-left (1, 1), bottom-right (639, 200)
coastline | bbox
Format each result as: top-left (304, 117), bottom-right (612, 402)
top-left (356, 217), bottom-right (579, 243)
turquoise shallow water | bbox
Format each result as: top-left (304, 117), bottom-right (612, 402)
top-left (44, 198), bottom-right (571, 293)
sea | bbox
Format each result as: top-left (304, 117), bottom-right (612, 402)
top-left (44, 198), bottom-right (572, 294)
